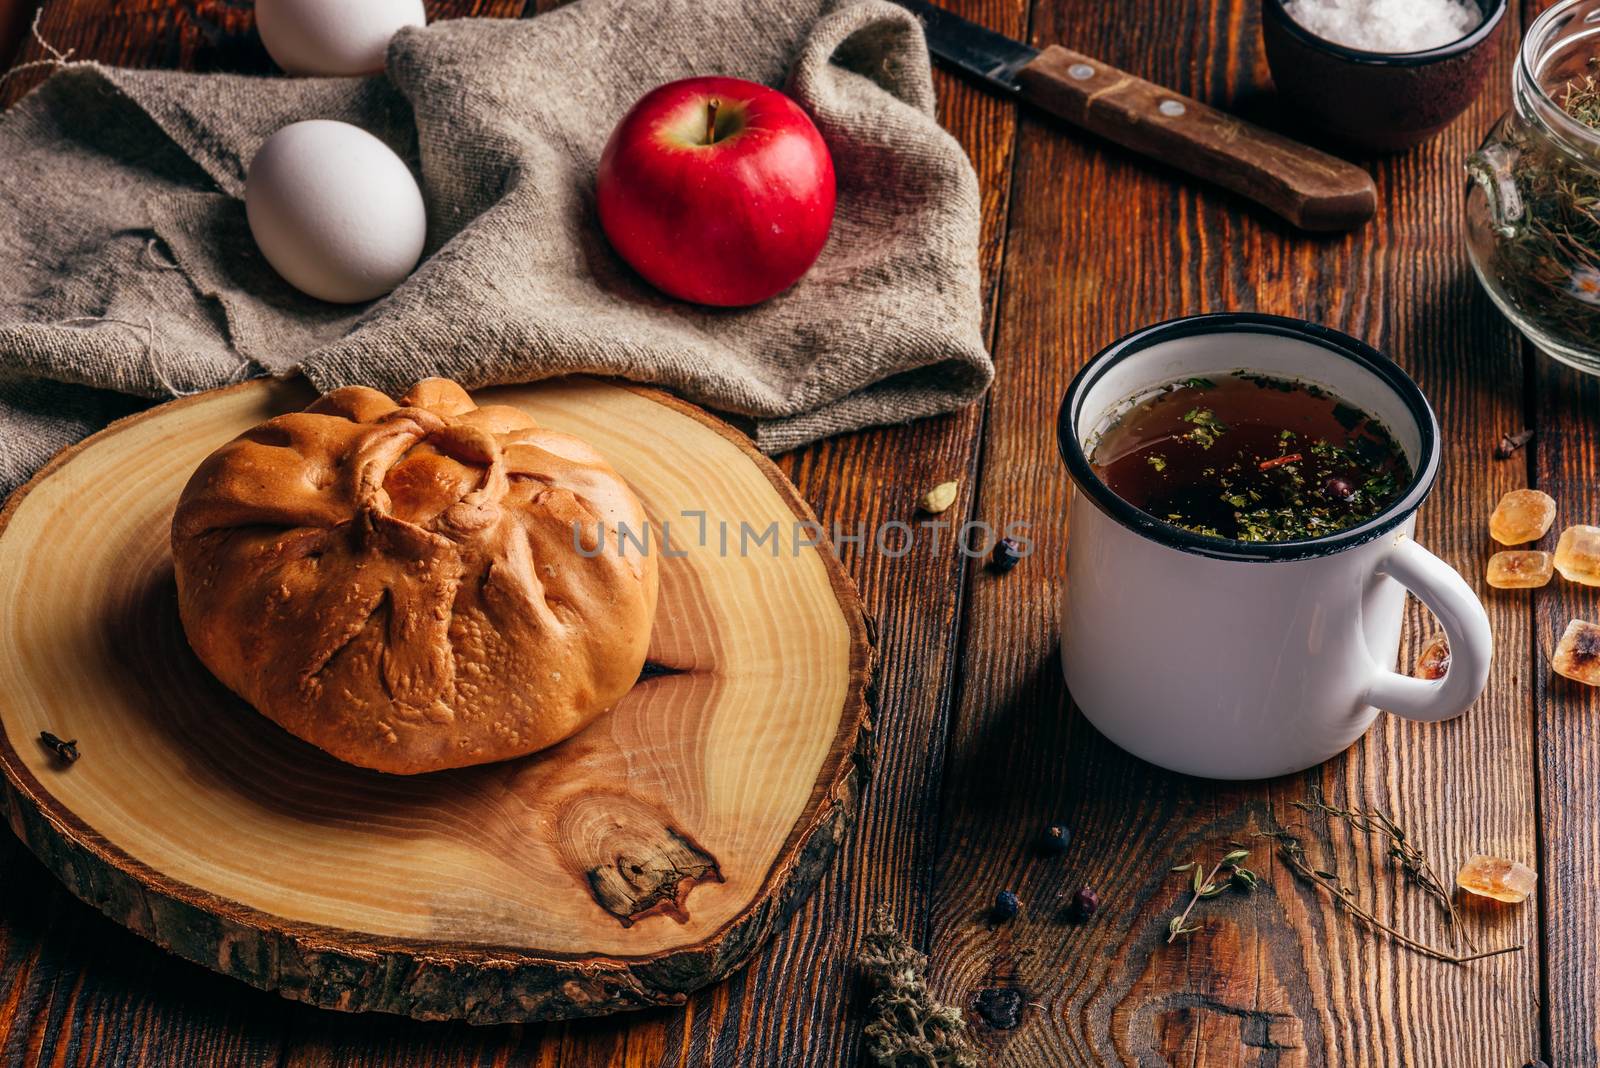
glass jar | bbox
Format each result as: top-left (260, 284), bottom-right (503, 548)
top-left (1466, 0), bottom-right (1600, 374)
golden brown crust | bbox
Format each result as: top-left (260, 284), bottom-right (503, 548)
top-left (171, 378), bottom-right (659, 774)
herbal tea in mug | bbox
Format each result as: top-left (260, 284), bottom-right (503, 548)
top-left (1089, 373), bottom-right (1413, 543)
top-left (1058, 314), bottom-right (1491, 779)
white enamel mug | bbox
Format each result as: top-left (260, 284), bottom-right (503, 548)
top-left (1057, 314), bottom-right (1492, 780)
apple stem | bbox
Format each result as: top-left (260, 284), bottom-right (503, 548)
top-left (705, 98), bottom-right (720, 146)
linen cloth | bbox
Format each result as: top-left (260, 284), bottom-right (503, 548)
top-left (0, 0), bottom-right (989, 494)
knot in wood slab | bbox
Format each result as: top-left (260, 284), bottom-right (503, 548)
top-left (559, 794), bottom-right (723, 926)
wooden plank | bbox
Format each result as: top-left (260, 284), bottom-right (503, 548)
top-left (264, 0), bottom-right (1021, 1056)
top-left (0, 0), bottom-right (36, 72)
top-left (0, 834), bottom-right (287, 1068)
top-left (527, 2), bottom-right (1027, 1064)
top-left (1532, 362), bottom-right (1600, 1067)
top-left (0, 2), bottom-right (1021, 1067)
top-left (0, 13), bottom-right (303, 1065)
top-left (927, 0), bottom-right (1543, 1063)
top-left (1517, 4), bottom-right (1600, 1064)
top-left (0, 0), bottom-right (522, 109)
top-left (0, 8), bottom-right (533, 1067)
top-left (1523, 0), bottom-right (1599, 1033)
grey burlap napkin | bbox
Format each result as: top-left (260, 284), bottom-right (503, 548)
top-left (0, 0), bottom-right (990, 495)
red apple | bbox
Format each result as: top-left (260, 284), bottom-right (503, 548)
top-left (597, 76), bottom-right (836, 307)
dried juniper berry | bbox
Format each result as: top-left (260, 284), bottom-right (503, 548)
top-left (1037, 823), bottom-right (1072, 856)
top-left (992, 889), bottom-right (1021, 922)
top-left (990, 537), bottom-right (1024, 573)
top-left (1066, 887), bottom-right (1098, 923)
top-left (1496, 428), bottom-right (1535, 459)
top-left (973, 987), bottom-right (1024, 1030)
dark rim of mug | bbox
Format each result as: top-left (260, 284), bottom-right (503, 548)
top-left (1057, 313), bottom-right (1441, 563)
top-left (1261, 0), bottom-right (1507, 66)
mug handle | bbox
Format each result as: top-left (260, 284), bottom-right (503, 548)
top-left (1362, 536), bottom-right (1493, 723)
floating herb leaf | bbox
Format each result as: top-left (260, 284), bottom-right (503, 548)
top-left (1362, 472), bottom-right (1398, 502)
top-left (1181, 408), bottom-right (1229, 449)
top-left (1331, 403), bottom-right (1365, 432)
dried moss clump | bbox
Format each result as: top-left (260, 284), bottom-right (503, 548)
top-left (856, 906), bottom-right (979, 1068)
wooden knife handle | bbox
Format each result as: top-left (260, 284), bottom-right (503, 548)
top-left (1016, 45), bottom-right (1376, 232)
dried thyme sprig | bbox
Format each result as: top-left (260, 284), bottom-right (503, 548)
top-left (1292, 789), bottom-right (1469, 948)
top-left (1166, 848), bottom-right (1257, 942)
top-left (1259, 831), bottom-right (1521, 966)
top-left (857, 905), bottom-right (978, 1068)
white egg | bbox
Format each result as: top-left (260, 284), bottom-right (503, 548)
top-left (245, 120), bottom-right (427, 304)
top-left (256, 0), bottom-right (426, 77)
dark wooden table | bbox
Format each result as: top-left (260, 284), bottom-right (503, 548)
top-left (0, 0), bottom-right (1590, 1064)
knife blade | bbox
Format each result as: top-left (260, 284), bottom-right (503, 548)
top-left (893, 0), bottom-right (1375, 232)
top-left (894, 0), bottom-right (1034, 93)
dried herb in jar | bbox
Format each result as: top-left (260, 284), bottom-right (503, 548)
top-left (1477, 62), bottom-right (1600, 350)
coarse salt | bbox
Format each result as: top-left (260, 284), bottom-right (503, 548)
top-left (1283, 0), bottom-right (1483, 54)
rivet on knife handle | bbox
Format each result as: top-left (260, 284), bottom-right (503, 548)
top-left (1017, 45), bottom-right (1376, 232)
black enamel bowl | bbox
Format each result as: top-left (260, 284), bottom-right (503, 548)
top-left (1262, 0), bottom-right (1508, 152)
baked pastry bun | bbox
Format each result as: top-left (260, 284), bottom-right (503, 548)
top-left (171, 378), bottom-right (659, 774)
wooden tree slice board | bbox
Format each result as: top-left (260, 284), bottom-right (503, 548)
top-left (0, 376), bottom-right (872, 1023)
